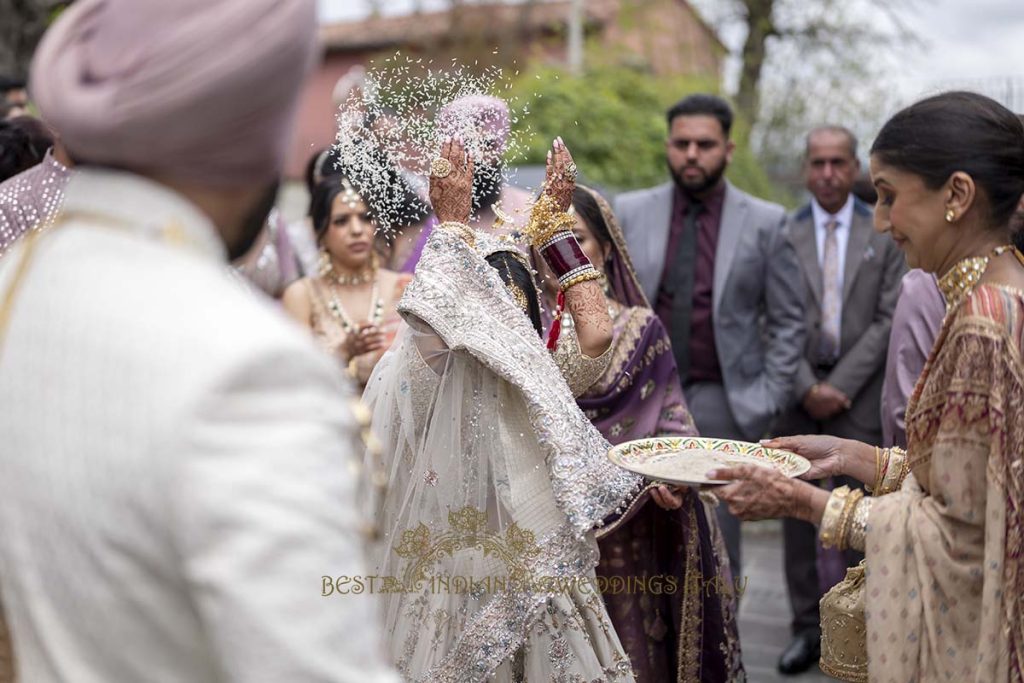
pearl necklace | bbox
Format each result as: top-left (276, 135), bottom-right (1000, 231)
top-left (327, 279), bottom-right (384, 335)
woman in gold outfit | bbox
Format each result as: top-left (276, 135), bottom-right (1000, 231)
top-left (282, 175), bottom-right (410, 387)
top-left (710, 91), bottom-right (1024, 682)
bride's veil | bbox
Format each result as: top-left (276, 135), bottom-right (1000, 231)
top-left (362, 229), bottom-right (640, 680)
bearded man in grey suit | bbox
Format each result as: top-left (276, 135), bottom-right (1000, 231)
top-left (615, 94), bottom-right (806, 583)
top-left (772, 126), bottom-right (906, 676)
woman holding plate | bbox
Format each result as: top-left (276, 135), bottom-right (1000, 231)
top-left (709, 92), bottom-right (1024, 683)
top-left (534, 186), bottom-right (744, 682)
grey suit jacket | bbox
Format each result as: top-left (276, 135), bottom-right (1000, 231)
top-left (779, 199), bottom-right (907, 441)
top-left (614, 180), bottom-right (806, 440)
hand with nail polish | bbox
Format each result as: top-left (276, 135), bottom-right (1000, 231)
top-left (543, 137), bottom-right (576, 212)
top-left (429, 137), bottom-right (474, 224)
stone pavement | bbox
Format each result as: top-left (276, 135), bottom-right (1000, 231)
top-left (737, 520), bottom-right (834, 682)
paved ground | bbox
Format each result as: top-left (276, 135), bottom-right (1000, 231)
top-left (737, 520), bottom-right (834, 682)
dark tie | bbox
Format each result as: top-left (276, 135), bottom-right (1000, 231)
top-left (667, 201), bottom-right (703, 381)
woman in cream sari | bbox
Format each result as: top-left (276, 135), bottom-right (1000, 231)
top-left (364, 137), bottom-right (644, 681)
top-left (709, 91), bottom-right (1024, 682)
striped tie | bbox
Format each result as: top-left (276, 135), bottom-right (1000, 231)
top-left (819, 218), bottom-right (841, 362)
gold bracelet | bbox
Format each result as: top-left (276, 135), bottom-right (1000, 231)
top-left (521, 193), bottom-right (575, 247)
top-left (893, 447), bottom-right (911, 490)
top-left (559, 268), bottom-right (603, 292)
top-left (878, 447), bottom-right (908, 495)
top-left (836, 487), bottom-right (865, 550)
top-left (347, 357), bottom-right (359, 380)
top-left (868, 446), bottom-right (889, 494)
top-left (819, 485), bottom-right (851, 549)
top-left (437, 221), bottom-right (476, 247)
top-left (846, 496), bottom-right (873, 552)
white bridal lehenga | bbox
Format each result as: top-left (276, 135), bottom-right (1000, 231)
top-left (363, 228), bottom-right (644, 682)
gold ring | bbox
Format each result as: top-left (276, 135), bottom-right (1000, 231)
top-left (430, 157), bottom-right (453, 178)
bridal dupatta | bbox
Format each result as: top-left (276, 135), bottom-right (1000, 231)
top-left (363, 227), bottom-right (643, 682)
top-left (865, 284), bottom-right (1024, 682)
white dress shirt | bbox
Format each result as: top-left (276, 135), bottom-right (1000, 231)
top-left (0, 168), bottom-right (399, 683)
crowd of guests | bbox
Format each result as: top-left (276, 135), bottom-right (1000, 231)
top-left (1, 1), bottom-right (1023, 681)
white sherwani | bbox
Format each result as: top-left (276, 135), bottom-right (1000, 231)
top-left (0, 169), bottom-right (398, 683)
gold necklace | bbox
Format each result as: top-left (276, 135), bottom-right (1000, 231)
top-left (319, 250), bottom-right (379, 286)
top-left (332, 263), bottom-right (377, 286)
top-left (937, 244), bottom-right (1019, 307)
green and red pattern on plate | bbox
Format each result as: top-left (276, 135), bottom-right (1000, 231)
top-left (607, 436), bottom-right (811, 486)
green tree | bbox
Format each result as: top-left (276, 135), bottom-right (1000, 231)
top-left (506, 63), bottom-right (785, 202)
top-left (689, 0), bottom-right (917, 130)
top-left (687, 0), bottom-right (918, 194)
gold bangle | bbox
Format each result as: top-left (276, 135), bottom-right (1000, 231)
top-left (894, 447), bottom-right (911, 490)
top-left (878, 447), bottom-right (908, 495)
top-left (819, 485), bottom-right (851, 549)
top-left (836, 487), bottom-right (865, 550)
top-left (868, 446), bottom-right (889, 494)
top-left (846, 496), bottom-right (873, 552)
top-left (559, 269), bottom-right (603, 292)
top-left (437, 221), bottom-right (476, 247)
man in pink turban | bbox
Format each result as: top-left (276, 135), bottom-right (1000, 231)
top-left (0, 2), bottom-right (399, 682)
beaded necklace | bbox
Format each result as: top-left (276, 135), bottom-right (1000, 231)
top-left (326, 279), bottom-right (383, 335)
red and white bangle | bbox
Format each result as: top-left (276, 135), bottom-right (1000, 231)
top-left (537, 231), bottom-right (601, 292)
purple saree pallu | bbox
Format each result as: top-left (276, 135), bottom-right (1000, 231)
top-left (580, 307), bottom-right (744, 682)
top-left (535, 186), bottom-right (744, 681)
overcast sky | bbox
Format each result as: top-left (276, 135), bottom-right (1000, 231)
top-left (318, 0), bottom-right (1024, 108)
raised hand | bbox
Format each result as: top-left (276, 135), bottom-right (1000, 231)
top-left (543, 137), bottom-right (576, 212)
top-left (429, 137), bottom-right (474, 224)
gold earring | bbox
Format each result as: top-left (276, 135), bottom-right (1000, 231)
top-left (945, 208), bottom-right (956, 223)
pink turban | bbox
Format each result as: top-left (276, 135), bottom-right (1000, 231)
top-left (29, 0), bottom-right (317, 187)
top-left (437, 95), bottom-right (511, 150)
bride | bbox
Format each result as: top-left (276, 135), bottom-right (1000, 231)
top-left (363, 136), bottom-right (644, 681)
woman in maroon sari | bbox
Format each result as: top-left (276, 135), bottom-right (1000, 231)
top-left (535, 187), bottom-right (744, 682)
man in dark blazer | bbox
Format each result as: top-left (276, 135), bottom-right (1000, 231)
top-left (774, 126), bottom-right (906, 675)
top-left (615, 94), bottom-right (806, 582)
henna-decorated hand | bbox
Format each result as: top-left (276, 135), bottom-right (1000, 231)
top-left (543, 137), bottom-right (576, 212)
top-left (707, 465), bottom-right (815, 522)
top-left (341, 323), bottom-right (386, 360)
top-left (429, 137), bottom-right (474, 224)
